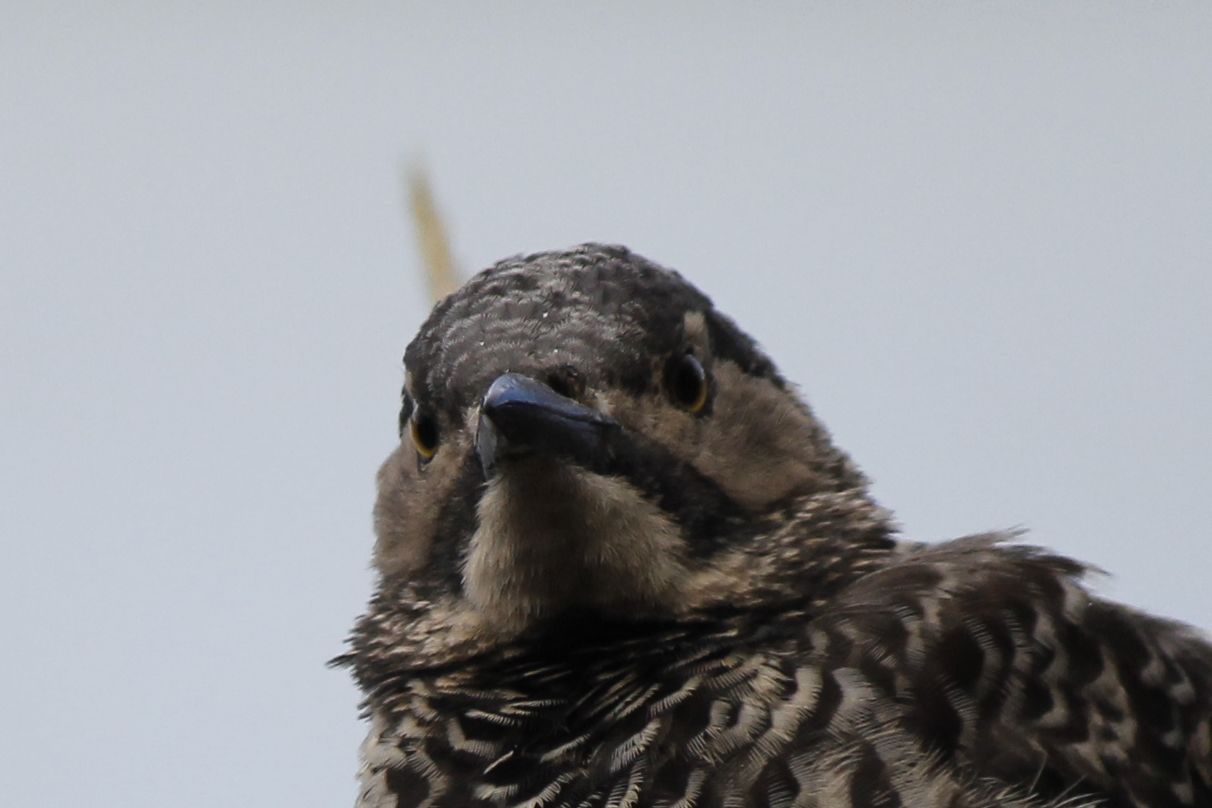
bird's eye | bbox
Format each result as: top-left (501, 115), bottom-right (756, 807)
top-left (410, 412), bottom-right (440, 460)
top-left (666, 353), bottom-right (710, 414)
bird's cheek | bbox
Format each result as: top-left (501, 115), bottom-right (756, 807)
top-left (371, 435), bottom-right (475, 579)
top-left (372, 446), bottom-right (430, 576)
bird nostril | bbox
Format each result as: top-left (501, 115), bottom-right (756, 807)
top-left (544, 367), bottom-right (584, 401)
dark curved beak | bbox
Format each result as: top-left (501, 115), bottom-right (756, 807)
top-left (476, 373), bottom-right (618, 477)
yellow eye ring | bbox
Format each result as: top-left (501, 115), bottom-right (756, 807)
top-left (668, 354), bottom-right (710, 414)
top-left (410, 414), bottom-right (439, 460)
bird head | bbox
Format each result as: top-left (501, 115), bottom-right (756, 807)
top-left (364, 244), bottom-right (892, 664)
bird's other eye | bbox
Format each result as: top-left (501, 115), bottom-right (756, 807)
top-left (410, 411), bottom-right (440, 460)
top-left (666, 353), bottom-right (710, 414)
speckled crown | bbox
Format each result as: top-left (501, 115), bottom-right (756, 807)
top-left (403, 243), bottom-right (776, 417)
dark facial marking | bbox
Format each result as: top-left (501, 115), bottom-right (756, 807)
top-left (587, 428), bottom-right (749, 555)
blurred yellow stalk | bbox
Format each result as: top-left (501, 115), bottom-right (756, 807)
top-left (408, 169), bottom-right (460, 304)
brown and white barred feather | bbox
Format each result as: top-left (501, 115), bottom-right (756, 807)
top-left (351, 536), bottom-right (1212, 808)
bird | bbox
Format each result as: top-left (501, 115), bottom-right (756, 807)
top-left (337, 243), bottom-right (1212, 808)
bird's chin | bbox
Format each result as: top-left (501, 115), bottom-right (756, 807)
top-left (464, 462), bottom-right (690, 637)
top-left (479, 452), bottom-right (568, 486)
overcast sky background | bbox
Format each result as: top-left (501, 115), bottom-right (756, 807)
top-left (3, 4), bottom-right (1210, 806)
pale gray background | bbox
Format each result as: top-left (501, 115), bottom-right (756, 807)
top-left (3, 3), bottom-right (1209, 806)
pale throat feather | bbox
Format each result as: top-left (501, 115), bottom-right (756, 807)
top-left (465, 461), bottom-right (690, 634)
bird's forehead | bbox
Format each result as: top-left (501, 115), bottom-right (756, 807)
top-left (404, 245), bottom-right (712, 413)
